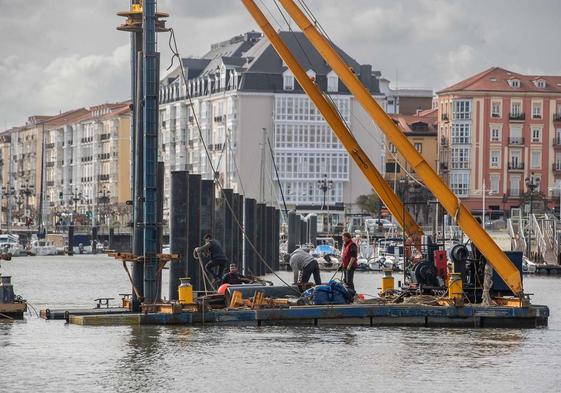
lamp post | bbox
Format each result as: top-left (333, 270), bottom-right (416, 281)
top-left (20, 182), bottom-right (34, 228)
top-left (525, 173), bottom-right (539, 260)
top-left (70, 188), bottom-right (83, 225)
top-left (317, 174), bottom-right (333, 233)
top-left (98, 186), bottom-right (111, 227)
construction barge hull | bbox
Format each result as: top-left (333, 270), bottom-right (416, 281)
top-left (68, 303), bottom-right (549, 328)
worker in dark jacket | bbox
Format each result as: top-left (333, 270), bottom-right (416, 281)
top-left (289, 248), bottom-right (321, 286)
top-left (340, 232), bottom-right (358, 290)
top-left (221, 264), bottom-right (252, 285)
top-left (196, 233), bottom-right (229, 284)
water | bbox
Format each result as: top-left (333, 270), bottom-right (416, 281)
top-left (1, 255), bottom-right (560, 393)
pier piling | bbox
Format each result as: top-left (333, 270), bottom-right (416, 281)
top-left (244, 198), bottom-right (256, 276)
top-left (187, 174), bottom-right (202, 291)
top-left (169, 171), bottom-right (189, 300)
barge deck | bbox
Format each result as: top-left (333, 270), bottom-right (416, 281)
top-left (68, 303), bottom-right (549, 328)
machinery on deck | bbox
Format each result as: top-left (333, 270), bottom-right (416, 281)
top-left (241, 0), bottom-right (526, 305)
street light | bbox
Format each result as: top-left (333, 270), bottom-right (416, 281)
top-left (70, 188), bottom-right (83, 225)
top-left (474, 181), bottom-right (496, 227)
top-left (19, 182), bottom-right (34, 228)
top-left (98, 186), bottom-right (111, 226)
top-left (525, 173), bottom-right (539, 260)
top-left (317, 175), bottom-right (334, 233)
top-left (1, 186), bottom-right (16, 233)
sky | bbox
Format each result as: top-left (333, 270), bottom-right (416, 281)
top-left (1, 0), bottom-right (560, 128)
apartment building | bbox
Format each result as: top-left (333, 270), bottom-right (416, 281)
top-left (379, 78), bottom-right (434, 115)
top-left (385, 108), bottom-right (438, 184)
top-left (0, 103), bottom-right (132, 228)
top-left (159, 31), bottom-right (385, 225)
top-left (437, 67), bottom-right (561, 216)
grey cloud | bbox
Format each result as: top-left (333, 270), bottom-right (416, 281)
top-left (1, 0), bottom-right (561, 128)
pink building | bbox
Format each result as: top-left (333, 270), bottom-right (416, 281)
top-left (436, 67), bottom-right (561, 217)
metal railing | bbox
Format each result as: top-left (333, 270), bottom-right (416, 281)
top-left (508, 162), bottom-right (524, 170)
top-left (553, 113), bottom-right (561, 122)
top-left (509, 113), bottom-right (525, 121)
top-left (508, 136), bottom-right (524, 145)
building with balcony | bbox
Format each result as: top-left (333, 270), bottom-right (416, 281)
top-left (0, 103), bottom-right (132, 230)
top-left (159, 31), bottom-right (385, 226)
top-left (437, 67), bottom-right (561, 217)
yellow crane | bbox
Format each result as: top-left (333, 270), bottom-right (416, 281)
top-left (266, 0), bottom-right (522, 297)
top-left (241, 0), bottom-right (423, 238)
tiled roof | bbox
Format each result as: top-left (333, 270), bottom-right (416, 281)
top-left (390, 108), bottom-right (438, 135)
top-left (438, 67), bottom-right (561, 94)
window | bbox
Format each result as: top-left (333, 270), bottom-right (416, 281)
top-left (490, 150), bottom-right (501, 168)
top-left (490, 175), bottom-right (500, 193)
top-left (532, 102), bottom-right (542, 119)
top-left (531, 127), bottom-right (541, 143)
top-left (531, 150), bottom-right (541, 169)
top-left (491, 101), bottom-right (501, 118)
top-left (510, 176), bottom-right (520, 197)
top-left (453, 100), bottom-right (471, 120)
top-left (283, 74), bottom-right (294, 91)
top-left (511, 102), bottom-right (522, 116)
top-left (451, 147), bottom-right (470, 169)
top-left (327, 72), bottom-right (338, 92)
top-left (389, 143), bottom-right (397, 153)
top-left (414, 143), bottom-right (422, 153)
top-left (451, 123), bottom-right (471, 144)
top-left (385, 162), bottom-right (400, 173)
top-left (508, 79), bottom-right (520, 88)
top-left (491, 126), bottom-right (501, 142)
top-left (450, 172), bottom-right (470, 197)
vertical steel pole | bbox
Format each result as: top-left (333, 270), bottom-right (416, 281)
top-left (142, 0), bottom-right (159, 303)
top-left (169, 170), bottom-right (188, 300)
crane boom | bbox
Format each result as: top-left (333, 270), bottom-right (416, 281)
top-left (277, 0), bottom-right (523, 296)
top-left (241, 0), bottom-right (422, 236)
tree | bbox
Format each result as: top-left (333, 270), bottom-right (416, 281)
top-left (355, 192), bottom-right (381, 215)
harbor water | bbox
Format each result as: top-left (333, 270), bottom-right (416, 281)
top-left (1, 255), bottom-right (560, 393)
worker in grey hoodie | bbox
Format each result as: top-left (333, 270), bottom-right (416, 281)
top-left (289, 248), bottom-right (322, 286)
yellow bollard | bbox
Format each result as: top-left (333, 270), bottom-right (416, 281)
top-left (381, 269), bottom-right (395, 295)
top-left (178, 277), bottom-right (194, 304)
top-left (448, 272), bottom-right (463, 301)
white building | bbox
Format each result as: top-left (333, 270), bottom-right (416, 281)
top-left (159, 31), bottom-right (387, 227)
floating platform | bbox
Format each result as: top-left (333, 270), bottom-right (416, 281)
top-left (68, 303), bottom-right (549, 328)
top-left (0, 302), bottom-right (27, 320)
top-left (40, 307), bottom-right (129, 320)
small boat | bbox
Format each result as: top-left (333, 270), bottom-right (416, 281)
top-left (367, 255), bottom-right (396, 271)
top-left (0, 234), bottom-right (24, 257)
top-left (522, 257), bottom-right (537, 274)
top-left (29, 239), bottom-right (58, 256)
top-left (311, 242), bottom-right (341, 271)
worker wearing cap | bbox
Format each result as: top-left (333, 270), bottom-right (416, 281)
top-left (341, 232), bottom-right (358, 290)
top-left (221, 264), bottom-right (252, 285)
top-left (289, 247), bottom-right (321, 286)
top-left (196, 233), bottom-right (229, 285)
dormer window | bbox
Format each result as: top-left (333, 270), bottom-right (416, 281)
top-left (534, 79), bottom-right (546, 88)
top-left (508, 79), bottom-right (520, 88)
top-left (283, 70), bottom-right (294, 91)
top-left (327, 70), bottom-right (338, 92)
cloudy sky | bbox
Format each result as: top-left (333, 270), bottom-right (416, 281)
top-left (1, 0), bottom-right (560, 128)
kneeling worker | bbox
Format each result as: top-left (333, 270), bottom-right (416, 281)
top-left (289, 248), bottom-right (322, 286)
top-left (221, 264), bottom-right (252, 285)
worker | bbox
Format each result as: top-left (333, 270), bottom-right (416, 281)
top-left (196, 233), bottom-right (229, 285)
top-left (221, 264), bottom-right (252, 285)
top-left (340, 232), bottom-right (358, 290)
top-left (289, 247), bottom-right (321, 286)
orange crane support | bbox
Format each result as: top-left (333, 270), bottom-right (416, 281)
top-left (241, 0), bottom-right (422, 237)
top-left (277, 0), bottom-right (523, 296)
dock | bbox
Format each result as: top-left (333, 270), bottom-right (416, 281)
top-left (534, 264), bottom-right (561, 275)
top-left (68, 303), bottom-right (549, 328)
top-left (40, 307), bottom-right (129, 320)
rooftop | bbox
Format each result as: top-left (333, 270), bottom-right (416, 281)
top-left (438, 67), bottom-right (561, 94)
